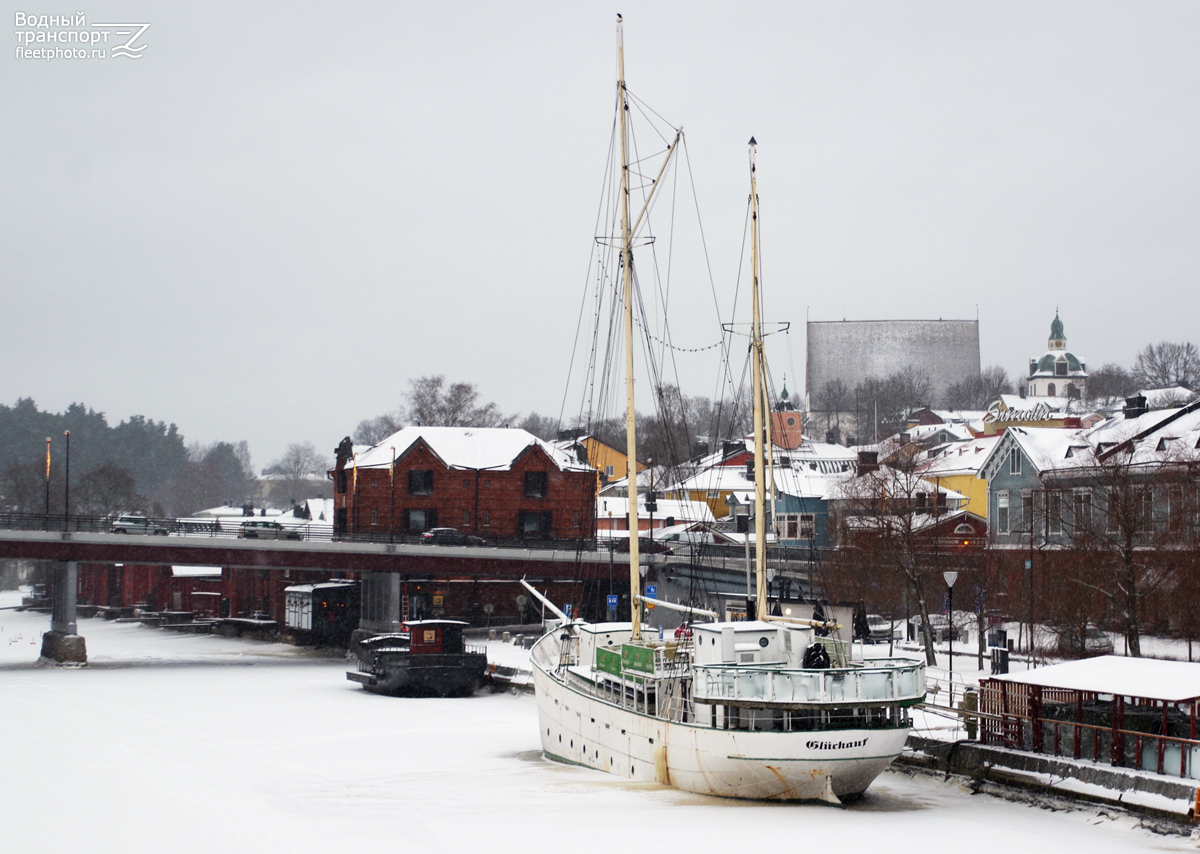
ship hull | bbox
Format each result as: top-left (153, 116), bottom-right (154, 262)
top-left (532, 640), bottom-right (909, 802)
top-left (347, 652), bottom-right (488, 698)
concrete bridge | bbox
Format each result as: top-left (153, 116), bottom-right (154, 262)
top-left (0, 530), bottom-right (621, 663)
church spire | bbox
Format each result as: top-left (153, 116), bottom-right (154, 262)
top-left (1049, 311), bottom-right (1065, 349)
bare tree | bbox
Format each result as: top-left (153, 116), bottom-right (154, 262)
top-left (855, 367), bottom-right (934, 442)
top-left (1131, 341), bottom-right (1200, 390)
top-left (1086, 363), bottom-right (1138, 407)
top-left (943, 365), bottom-right (1013, 410)
top-left (517, 413), bottom-right (560, 441)
top-left (353, 413), bottom-right (402, 445)
top-left (403, 375), bottom-right (505, 427)
top-left (1042, 441), bottom-right (1197, 657)
top-left (830, 457), bottom-right (954, 665)
top-left (0, 459), bottom-right (64, 514)
top-left (74, 462), bottom-right (146, 517)
top-left (264, 442), bottom-right (332, 505)
top-left (812, 379), bottom-right (850, 438)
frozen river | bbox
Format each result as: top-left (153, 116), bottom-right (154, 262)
top-left (0, 601), bottom-right (1192, 853)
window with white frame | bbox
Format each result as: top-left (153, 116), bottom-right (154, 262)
top-left (996, 491), bottom-right (1009, 534)
top-left (1073, 490), bottom-right (1091, 532)
top-left (1047, 491), bottom-right (1063, 535)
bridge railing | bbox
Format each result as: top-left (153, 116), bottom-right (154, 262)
top-left (0, 511), bottom-right (598, 553)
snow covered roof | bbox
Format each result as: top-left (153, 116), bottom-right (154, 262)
top-left (171, 566), bottom-right (222, 577)
top-left (671, 458), bottom-right (845, 501)
top-left (596, 496), bottom-right (715, 523)
top-left (351, 426), bottom-right (591, 473)
top-left (284, 582), bottom-right (358, 594)
top-left (920, 436), bottom-right (1003, 477)
top-left (1136, 387), bottom-right (1196, 407)
top-left (994, 394), bottom-right (1067, 413)
top-left (993, 655), bottom-right (1200, 703)
top-left (191, 506), bottom-right (285, 519)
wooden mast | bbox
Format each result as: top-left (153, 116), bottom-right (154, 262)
top-left (749, 138), bottom-right (768, 621)
top-left (617, 15), bottom-right (643, 640)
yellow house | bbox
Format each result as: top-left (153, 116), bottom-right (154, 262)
top-left (560, 436), bottom-right (646, 483)
top-left (919, 435), bottom-right (1002, 520)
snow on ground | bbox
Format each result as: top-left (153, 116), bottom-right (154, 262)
top-left (1, 599), bottom-right (1194, 853)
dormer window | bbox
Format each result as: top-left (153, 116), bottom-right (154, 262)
top-left (1056, 360), bottom-right (1067, 376)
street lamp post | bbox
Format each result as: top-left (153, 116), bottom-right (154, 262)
top-left (44, 437), bottom-right (51, 528)
top-left (63, 430), bottom-right (71, 532)
top-left (943, 570), bottom-right (959, 708)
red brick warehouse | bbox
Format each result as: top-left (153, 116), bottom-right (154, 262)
top-left (332, 426), bottom-right (599, 541)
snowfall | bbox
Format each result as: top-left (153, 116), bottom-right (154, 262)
top-left (2, 590), bottom-right (1195, 854)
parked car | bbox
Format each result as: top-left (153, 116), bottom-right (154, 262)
top-left (238, 520), bottom-right (302, 541)
top-left (611, 536), bottom-right (673, 554)
top-left (1056, 623), bottom-right (1115, 657)
top-left (865, 614), bottom-right (900, 643)
top-left (421, 527), bottom-right (486, 546)
top-left (110, 514), bottom-right (170, 535)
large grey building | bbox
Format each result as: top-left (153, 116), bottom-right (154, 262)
top-left (806, 319), bottom-right (981, 408)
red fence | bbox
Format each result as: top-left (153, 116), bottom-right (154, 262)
top-left (980, 678), bottom-right (1200, 779)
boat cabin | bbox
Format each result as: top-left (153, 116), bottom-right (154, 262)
top-left (283, 581), bottom-right (359, 643)
top-left (403, 619), bottom-right (470, 655)
top-left (692, 621), bottom-right (815, 667)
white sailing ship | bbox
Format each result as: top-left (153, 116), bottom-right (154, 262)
top-left (525, 16), bottom-right (925, 803)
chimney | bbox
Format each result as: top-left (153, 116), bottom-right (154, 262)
top-left (1123, 395), bottom-right (1148, 419)
top-left (856, 450), bottom-right (879, 476)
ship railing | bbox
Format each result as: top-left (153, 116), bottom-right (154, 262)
top-left (692, 659), bottom-right (925, 706)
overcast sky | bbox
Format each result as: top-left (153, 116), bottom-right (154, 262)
top-left (3, 2), bottom-right (1198, 470)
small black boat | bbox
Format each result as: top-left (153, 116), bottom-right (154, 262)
top-left (347, 620), bottom-right (488, 697)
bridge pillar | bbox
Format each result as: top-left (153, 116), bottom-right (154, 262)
top-left (42, 560), bottom-right (87, 663)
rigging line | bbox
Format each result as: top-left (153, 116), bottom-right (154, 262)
top-left (632, 317), bottom-right (725, 351)
top-left (704, 196), bottom-right (755, 446)
top-left (624, 89), bottom-right (679, 147)
top-left (680, 138), bottom-right (738, 406)
top-left (647, 138), bottom-right (679, 376)
top-left (564, 105), bottom-right (622, 431)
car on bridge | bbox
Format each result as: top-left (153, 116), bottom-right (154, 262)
top-left (421, 527), bottom-right (486, 546)
top-left (238, 520), bottom-right (303, 541)
top-left (110, 514), bottom-right (170, 535)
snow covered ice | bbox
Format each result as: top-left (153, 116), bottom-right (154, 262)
top-left (0, 593), bottom-right (1193, 853)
